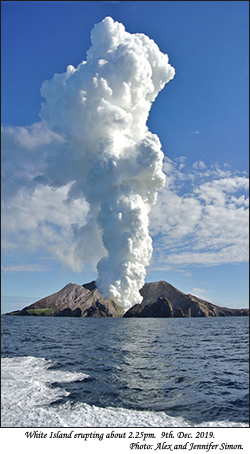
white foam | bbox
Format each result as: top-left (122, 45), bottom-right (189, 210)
top-left (1, 356), bottom-right (247, 428)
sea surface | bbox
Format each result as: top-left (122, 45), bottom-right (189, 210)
top-left (1, 315), bottom-right (249, 428)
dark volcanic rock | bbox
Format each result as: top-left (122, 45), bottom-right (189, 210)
top-left (82, 281), bottom-right (97, 292)
top-left (55, 307), bottom-right (82, 317)
top-left (83, 301), bottom-right (120, 317)
top-left (124, 297), bottom-right (173, 318)
top-left (173, 307), bottom-right (185, 318)
top-left (123, 303), bottom-right (142, 317)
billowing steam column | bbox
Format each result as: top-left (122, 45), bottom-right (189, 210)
top-left (40, 17), bottom-right (175, 310)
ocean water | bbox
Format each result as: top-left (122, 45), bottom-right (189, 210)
top-left (1, 315), bottom-right (249, 428)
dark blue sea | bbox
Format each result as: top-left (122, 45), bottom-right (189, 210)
top-left (1, 315), bottom-right (249, 427)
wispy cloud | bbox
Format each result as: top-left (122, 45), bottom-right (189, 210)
top-left (1, 264), bottom-right (51, 273)
top-left (188, 130), bottom-right (200, 135)
top-left (192, 160), bottom-right (206, 170)
top-left (150, 157), bottom-right (249, 269)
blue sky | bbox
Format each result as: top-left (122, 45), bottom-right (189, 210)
top-left (1, 1), bottom-right (249, 313)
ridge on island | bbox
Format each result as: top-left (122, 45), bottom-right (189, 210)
top-left (6, 281), bottom-right (249, 318)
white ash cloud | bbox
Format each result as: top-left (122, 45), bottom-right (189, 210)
top-left (38, 17), bottom-right (175, 309)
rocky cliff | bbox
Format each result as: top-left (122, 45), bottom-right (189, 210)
top-left (7, 280), bottom-right (248, 318)
top-left (129, 281), bottom-right (248, 317)
top-left (123, 297), bottom-right (173, 318)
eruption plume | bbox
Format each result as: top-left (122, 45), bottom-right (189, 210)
top-left (40, 17), bottom-right (175, 310)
